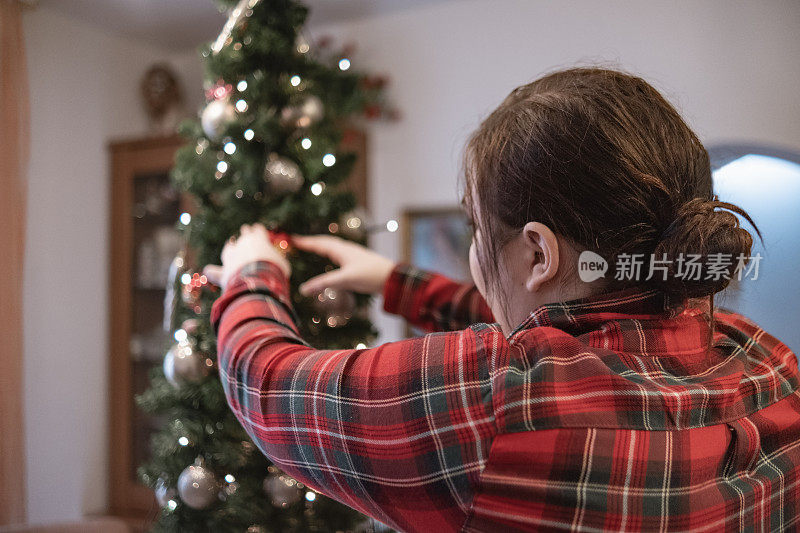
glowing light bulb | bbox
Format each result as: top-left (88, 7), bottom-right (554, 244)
top-left (322, 154), bottom-right (336, 167)
top-left (217, 161), bottom-right (228, 173)
top-left (244, 129), bottom-right (254, 141)
top-left (235, 99), bottom-right (248, 112)
top-left (237, 80), bottom-right (247, 91)
top-left (386, 219), bottom-right (399, 232)
top-left (310, 182), bottom-right (323, 196)
top-left (224, 142), bottom-right (236, 154)
top-left (181, 273), bottom-right (192, 284)
top-left (178, 436), bottom-right (189, 446)
top-left (305, 491), bottom-right (316, 502)
top-left (166, 500), bottom-right (178, 511)
top-left (356, 343), bottom-right (367, 349)
top-left (301, 137), bottom-right (312, 149)
top-left (290, 75), bottom-right (301, 87)
top-left (225, 474), bottom-right (236, 483)
top-left (180, 212), bottom-right (191, 225)
top-left (338, 58), bottom-right (351, 71)
top-left (174, 329), bottom-right (188, 343)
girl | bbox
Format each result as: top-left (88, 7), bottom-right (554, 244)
top-left (203, 67), bottom-right (800, 532)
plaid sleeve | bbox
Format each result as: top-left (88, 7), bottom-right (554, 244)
top-left (382, 263), bottom-right (495, 333)
top-left (210, 260), bottom-right (499, 532)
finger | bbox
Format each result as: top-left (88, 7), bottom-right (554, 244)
top-left (299, 269), bottom-right (349, 296)
top-left (203, 265), bottom-right (224, 286)
top-left (291, 235), bottom-right (346, 263)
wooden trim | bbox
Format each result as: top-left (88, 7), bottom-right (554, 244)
top-left (0, 0), bottom-right (29, 524)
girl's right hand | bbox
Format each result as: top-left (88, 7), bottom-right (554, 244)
top-left (292, 235), bottom-right (397, 297)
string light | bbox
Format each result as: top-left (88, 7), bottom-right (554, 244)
top-left (174, 329), bottom-right (188, 343)
top-left (166, 500), bottom-right (178, 511)
top-left (237, 80), bottom-right (247, 92)
top-left (386, 219), bottom-right (399, 232)
top-left (305, 491), bottom-right (316, 502)
top-left (235, 99), bottom-right (248, 112)
top-left (225, 474), bottom-right (236, 483)
top-left (310, 182), bottom-right (323, 196)
top-left (301, 137), bottom-right (312, 149)
top-left (322, 154), bottom-right (336, 167)
top-left (224, 142), bottom-right (237, 155)
top-left (338, 58), bottom-right (351, 71)
top-left (178, 436), bottom-right (189, 446)
top-left (356, 343), bottom-right (367, 349)
top-left (217, 161), bottom-right (228, 173)
top-left (235, 189), bottom-right (244, 198)
top-left (181, 273), bottom-right (192, 284)
top-left (290, 75), bottom-right (301, 87)
top-left (180, 212), bottom-right (191, 225)
top-left (244, 129), bottom-right (254, 141)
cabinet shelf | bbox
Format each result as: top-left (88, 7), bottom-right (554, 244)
top-left (108, 135), bottom-right (188, 525)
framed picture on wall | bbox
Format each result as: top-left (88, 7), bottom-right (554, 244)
top-left (401, 207), bottom-right (473, 337)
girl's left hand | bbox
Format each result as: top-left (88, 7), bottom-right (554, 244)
top-left (203, 223), bottom-right (291, 289)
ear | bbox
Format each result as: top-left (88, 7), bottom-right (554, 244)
top-left (522, 221), bottom-right (559, 292)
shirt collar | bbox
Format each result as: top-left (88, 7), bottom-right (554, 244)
top-left (508, 285), bottom-right (682, 339)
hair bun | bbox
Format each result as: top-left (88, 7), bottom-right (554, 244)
top-left (652, 197), bottom-right (758, 302)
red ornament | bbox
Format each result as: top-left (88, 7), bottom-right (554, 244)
top-left (268, 231), bottom-right (292, 253)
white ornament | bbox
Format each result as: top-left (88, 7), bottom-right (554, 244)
top-left (263, 475), bottom-right (302, 508)
top-left (263, 155), bottom-right (304, 194)
top-left (280, 95), bottom-right (324, 129)
top-left (201, 97), bottom-right (236, 140)
top-left (163, 341), bottom-right (210, 387)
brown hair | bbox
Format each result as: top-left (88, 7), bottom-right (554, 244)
top-left (461, 67), bottom-right (761, 336)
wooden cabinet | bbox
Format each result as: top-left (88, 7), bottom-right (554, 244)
top-left (107, 136), bottom-right (187, 525)
top-left (105, 130), bottom-right (367, 526)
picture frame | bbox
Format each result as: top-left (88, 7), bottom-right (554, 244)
top-left (401, 207), bottom-right (473, 337)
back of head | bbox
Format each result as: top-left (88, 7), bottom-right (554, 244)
top-left (463, 67), bottom-right (760, 312)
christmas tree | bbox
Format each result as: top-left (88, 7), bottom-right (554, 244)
top-left (136, 0), bottom-right (392, 530)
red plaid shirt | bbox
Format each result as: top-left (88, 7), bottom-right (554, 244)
top-left (210, 261), bottom-right (800, 532)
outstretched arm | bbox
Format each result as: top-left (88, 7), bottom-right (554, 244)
top-left (382, 263), bottom-right (494, 332)
top-left (292, 235), bottom-right (495, 333)
top-left (209, 258), bottom-right (500, 532)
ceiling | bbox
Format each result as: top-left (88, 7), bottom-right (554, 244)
top-left (39, 0), bottom-right (444, 50)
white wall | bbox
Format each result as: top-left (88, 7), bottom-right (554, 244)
top-left (311, 0), bottom-right (800, 343)
top-left (21, 0), bottom-right (800, 525)
top-left (23, 7), bottom-right (202, 524)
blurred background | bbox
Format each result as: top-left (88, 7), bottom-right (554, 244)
top-left (3, 0), bottom-right (799, 530)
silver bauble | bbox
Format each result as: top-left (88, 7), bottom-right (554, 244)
top-left (280, 95), bottom-right (324, 128)
top-left (263, 475), bottom-right (302, 508)
top-left (154, 477), bottom-right (177, 508)
top-left (163, 341), bottom-right (210, 388)
top-left (263, 155), bottom-right (304, 194)
top-left (201, 97), bottom-right (235, 140)
top-left (177, 459), bottom-right (220, 510)
top-left (339, 208), bottom-right (368, 240)
top-left (312, 288), bottom-right (356, 328)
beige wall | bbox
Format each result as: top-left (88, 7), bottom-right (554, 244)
top-left (22, 6), bottom-right (202, 523)
top-left (310, 0), bottom-right (800, 343)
